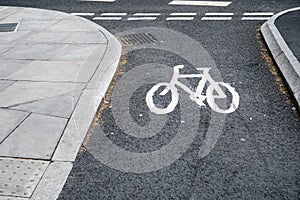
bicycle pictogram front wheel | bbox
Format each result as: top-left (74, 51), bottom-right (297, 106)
top-left (206, 82), bottom-right (240, 114)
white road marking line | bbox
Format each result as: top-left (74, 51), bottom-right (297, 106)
top-left (205, 12), bottom-right (234, 16)
top-left (243, 12), bottom-right (274, 16)
top-left (169, 1), bottom-right (232, 7)
top-left (101, 13), bottom-right (127, 16)
top-left (201, 16), bottom-right (232, 20)
top-left (166, 17), bottom-right (194, 20)
top-left (241, 17), bottom-right (271, 20)
top-left (93, 17), bottom-right (122, 20)
top-left (133, 13), bottom-right (161, 16)
top-left (78, 0), bottom-right (115, 2)
top-left (170, 13), bottom-right (197, 16)
top-left (127, 17), bottom-right (157, 21)
top-left (71, 13), bottom-right (95, 16)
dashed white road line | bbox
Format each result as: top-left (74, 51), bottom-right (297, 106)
top-left (79, 0), bottom-right (115, 2)
top-left (166, 17), bottom-right (195, 21)
top-left (93, 17), bottom-right (122, 20)
top-left (170, 13), bottom-right (197, 16)
top-left (205, 12), bottom-right (234, 16)
top-left (169, 1), bottom-right (232, 7)
top-left (127, 17), bottom-right (157, 21)
top-left (133, 13), bottom-right (161, 16)
top-left (243, 12), bottom-right (274, 16)
top-left (241, 17), bottom-right (271, 20)
top-left (71, 12), bottom-right (95, 16)
top-left (101, 13), bottom-right (127, 16)
top-left (80, 11), bottom-right (275, 21)
top-left (201, 16), bottom-right (232, 20)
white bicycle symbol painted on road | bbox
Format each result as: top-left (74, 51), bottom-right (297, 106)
top-left (146, 65), bottom-right (240, 114)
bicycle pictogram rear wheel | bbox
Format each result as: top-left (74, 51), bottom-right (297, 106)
top-left (146, 83), bottom-right (179, 115)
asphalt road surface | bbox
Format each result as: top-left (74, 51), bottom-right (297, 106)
top-left (1, 0), bottom-right (299, 199)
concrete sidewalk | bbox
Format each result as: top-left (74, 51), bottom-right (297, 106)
top-left (0, 6), bottom-right (121, 199)
top-left (262, 7), bottom-right (300, 108)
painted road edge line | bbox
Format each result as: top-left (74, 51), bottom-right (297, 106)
top-left (169, 1), bottom-right (232, 7)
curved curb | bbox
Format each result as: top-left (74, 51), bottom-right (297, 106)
top-left (39, 17), bottom-right (121, 200)
top-left (261, 7), bottom-right (300, 108)
top-left (0, 7), bottom-right (122, 200)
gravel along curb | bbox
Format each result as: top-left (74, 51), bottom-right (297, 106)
top-left (261, 7), bottom-right (300, 108)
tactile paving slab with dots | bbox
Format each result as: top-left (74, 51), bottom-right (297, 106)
top-left (0, 157), bottom-right (49, 198)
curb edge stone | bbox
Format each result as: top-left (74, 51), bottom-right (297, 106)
top-left (261, 7), bottom-right (300, 108)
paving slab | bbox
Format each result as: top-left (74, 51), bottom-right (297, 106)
top-left (0, 113), bottom-right (67, 159)
top-left (1, 43), bottom-right (67, 60)
top-left (0, 109), bottom-right (28, 142)
top-left (6, 61), bottom-right (87, 82)
top-left (49, 43), bottom-right (102, 61)
top-left (0, 158), bottom-right (49, 198)
top-left (30, 162), bottom-right (73, 200)
top-left (12, 90), bottom-right (82, 118)
top-left (0, 81), bottom-right (85, 108)
top-left (0, 60), bottom-right (31, 79)
top-left (0, 5), bottom-right (121, 200)
top-left (0, 80), bottom-right (14, 91)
